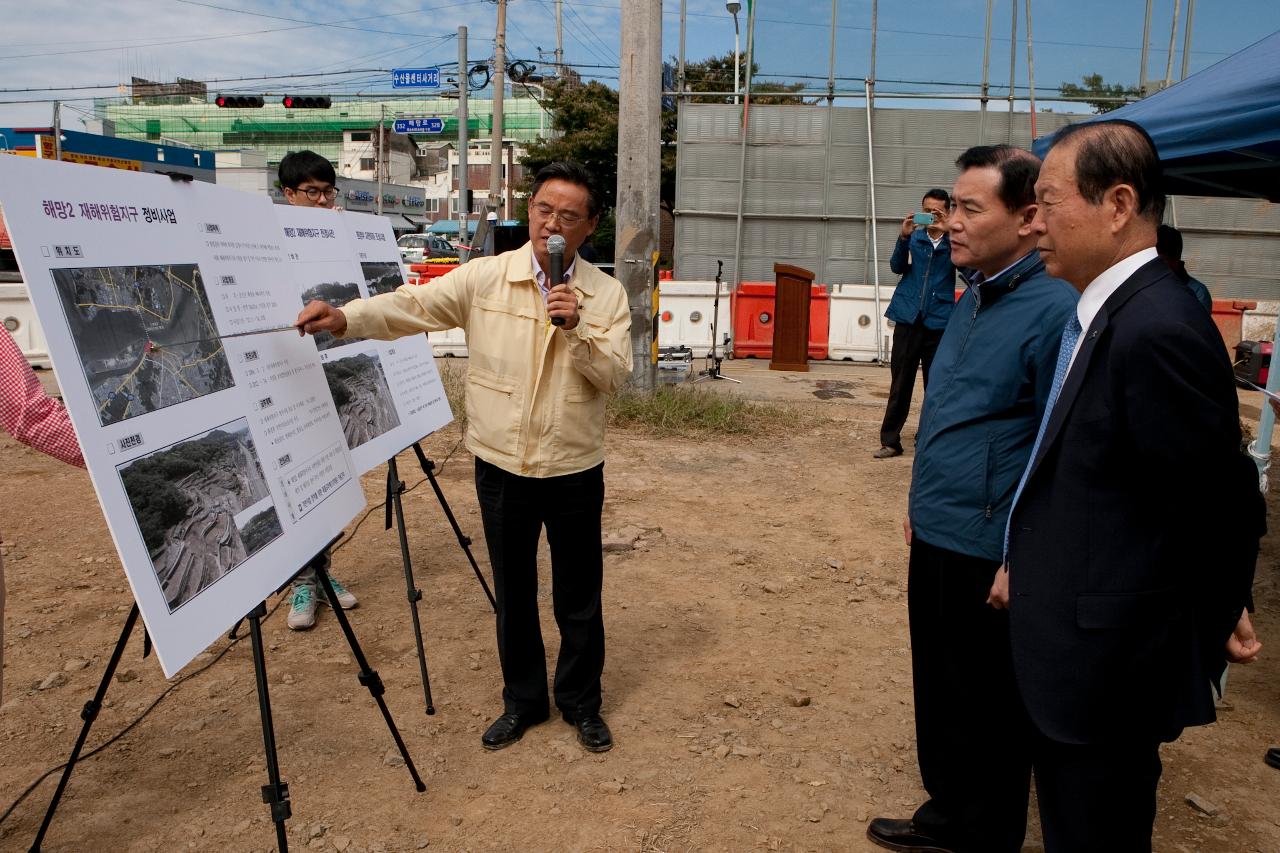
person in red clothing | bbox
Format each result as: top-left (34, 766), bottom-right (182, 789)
top-left (0, 327), bottom-right (84, 702)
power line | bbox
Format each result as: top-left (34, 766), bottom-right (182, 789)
top-left (562, 3), bottom-right (618, 64)
top-left (171, 0), bottom-right (482, 39)
top-left (0, 25), bottom-right (316, 63)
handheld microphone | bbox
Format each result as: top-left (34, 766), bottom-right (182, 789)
top-left (547, 234), bottom-right (567, 326)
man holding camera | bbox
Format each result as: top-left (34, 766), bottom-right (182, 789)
top-left (875, 190), bottom-right (957, 459)
top-left (296, 161), bottom-right (631, 754)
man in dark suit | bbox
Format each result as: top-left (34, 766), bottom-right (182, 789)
top-left (992, 119), bottom-right (1264, 851)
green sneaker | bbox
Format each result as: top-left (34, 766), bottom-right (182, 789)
top-left (287, 582), bottom-right (317, 630)
top-left (323, 575), bottom-right (358, 610)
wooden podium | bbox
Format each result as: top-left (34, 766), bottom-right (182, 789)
top-left (770, 263), bottom-right (815, 372)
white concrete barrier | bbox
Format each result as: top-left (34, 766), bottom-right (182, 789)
top-left (427, 325), bottom-right (469, 357)
top-left (828, 285), bottom-right (897, 363)
top-left (0, 282), bottom-right (51, 368)
top-left (656, 280), bottom-right (732, 357)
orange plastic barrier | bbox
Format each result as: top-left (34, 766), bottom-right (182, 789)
top-left (409, 261), bottom-right (460, 281)
top-left (731, 282), bottom-right (829, 360)
top-left (1210, 298), bottom-right (1256, 352)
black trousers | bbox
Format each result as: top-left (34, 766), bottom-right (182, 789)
top-left (1031, 723), bottom-right (1162, 852)
top-left (907, 536), bottom-right (1032, 853)
top-left (474, 458), bottom-right (606, 720)
top-left (880, 321), bottom-right (944, 450)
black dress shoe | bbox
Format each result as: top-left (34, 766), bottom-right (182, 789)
top-left (866, 817), bottom-right (957, 853)
top-left (565, 713), bottom-right (613, 752)
top-left (481, 711), bottom-right (548, 751)
top-left (1266, 747), bottom-right (1280, 769)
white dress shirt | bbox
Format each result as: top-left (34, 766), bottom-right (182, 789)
top-left (1067, 246), bottom-right (1158, 373)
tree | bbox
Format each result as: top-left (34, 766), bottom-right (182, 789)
top-left (522, 79), bottom-right (621, 211)
top-left (520, 57), bottom-right (811, 259)
top-left (1059, 73), bottom-right (1141, 114)
top-left (521, 80), bottom-right (622, 259)
top-left (679, 52), bottom-right (810, 105)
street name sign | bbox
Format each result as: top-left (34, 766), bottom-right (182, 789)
top-left (392, 68), bottom-right (440, 88)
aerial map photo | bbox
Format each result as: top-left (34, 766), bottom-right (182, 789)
top-left (118, 418), bottom-right (281, 611)
top-left (52, 264), bottom-right (235, 427)
top-left (301, 280), bottom-right (366, 351)
top-left (361, 261), bottom-right (405, 297)
top-left (323, 350), bottom-right (402, 449)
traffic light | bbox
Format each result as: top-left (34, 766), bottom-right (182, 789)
top-left (281, 95), bottom-right (332, 109)
top-left (214, 94), bottom-right (265, 108)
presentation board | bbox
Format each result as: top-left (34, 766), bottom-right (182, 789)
top-left (277, 207), bottom-right (452, 475)
top-left (0, 156), bottom-right (377, 676)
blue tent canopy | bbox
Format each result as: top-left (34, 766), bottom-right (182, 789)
top-left (1033, 30), bottom-right (1280, 202)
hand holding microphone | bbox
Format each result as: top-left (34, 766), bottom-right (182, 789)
top-left (547, 234), bottom-right (571, 328)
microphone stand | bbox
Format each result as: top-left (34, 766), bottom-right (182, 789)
top-left (695, 260), bottom-right (740, 383)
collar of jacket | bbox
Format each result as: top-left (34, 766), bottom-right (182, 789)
top-left (964, 250), bottom-right (1044, 307)
top-left (504, 241), bottom-right (597, 296)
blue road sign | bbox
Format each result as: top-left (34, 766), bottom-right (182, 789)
top-left (392, 68), bottom-right (440, 88)
top-left (393, 117), bottom-right (445, 134)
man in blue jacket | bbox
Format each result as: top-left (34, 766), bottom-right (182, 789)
top-left (867, 146), bottom-right (1078, 853)
top-left (876, 189), bottom-right (957, 458)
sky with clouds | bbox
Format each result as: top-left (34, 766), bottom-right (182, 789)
top-left (1, 0), bottom-right (1278, 129)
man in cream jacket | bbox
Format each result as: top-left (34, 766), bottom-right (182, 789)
top-left (297, 161), bottom-right (631, 753)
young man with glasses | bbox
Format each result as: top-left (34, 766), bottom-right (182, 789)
top-left (295, 161), bottom-right (631, 754)
top-left (277, 150), bottom-right (359, 629)
top-left (279, 150), bottom-right (341, 209)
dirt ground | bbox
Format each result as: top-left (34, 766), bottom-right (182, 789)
top-left (1, 358), bottom-right (1278, 853)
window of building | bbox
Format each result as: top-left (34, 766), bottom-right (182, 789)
top-left (350, 131), bottom-right (371, 142)
top-left (359, 157), bottom-right (375, 171)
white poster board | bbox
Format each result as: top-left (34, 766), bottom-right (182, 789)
top-left (277, 207), bottom-right (451, 475)
top-left (0, 156), bottom-right (366, 676)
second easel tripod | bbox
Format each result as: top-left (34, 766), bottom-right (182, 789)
top-left (29, 556), bottom-right (425, 853)
top-left (386, 441), bottom-right (497, 714)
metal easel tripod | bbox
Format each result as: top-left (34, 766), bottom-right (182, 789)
top-left (384, 441), bottom-right (496, 714)
top-left (31, 555), bottom-right (425, 852)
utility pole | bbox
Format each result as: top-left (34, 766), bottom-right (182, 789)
top-left (616, 0), bottom-right (662, 392)
top-left (489, 0), bottom-right (507, 220)
top-left (470, 0), bottom-right (506, 256)
top-left (1140, 0), bottom-right (1153, 93)
top-left (555, 0), bottom-right (564, 77)
top-left (677, 0), bottom-right (686, 96)
top-left (52, 100), bottom-right (61, 162)
top-left (1180, 0), bottom-right (1196, 80)
top-left (1025, 0), bottom-right (1037, 140)
top-left (1163, 0), bottom-right (1181, 88)
top-left (979, 0), bottom-right (993, 141)
top-left (1008, 0), bottom-right (1017, 143)
top-left (377, 103), bottom-right (385, 214)
top-left (458, 25), bottom-right (470, 260)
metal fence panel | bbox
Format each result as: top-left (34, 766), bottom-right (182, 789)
top-left (675, 103), bottom-right (1280, 301)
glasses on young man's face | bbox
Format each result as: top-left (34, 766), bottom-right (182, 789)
top-left (295, 186), bottom-right (338, 201)
top-left (531, 201), bottom-right (586, 227)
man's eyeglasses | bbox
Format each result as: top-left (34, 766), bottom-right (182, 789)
top-left (531, 202), bottom-right (586, 226)
top-left (294, 186), bottom-right (338, 201)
